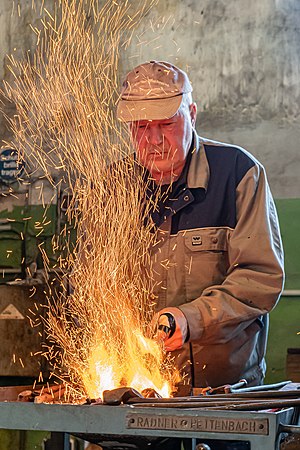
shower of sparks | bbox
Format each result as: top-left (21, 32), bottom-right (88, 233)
top-left (2, 0), bottom-right (181, 400)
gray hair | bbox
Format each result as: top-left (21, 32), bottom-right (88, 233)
top-left (179, 92), bottom-right (194, 113)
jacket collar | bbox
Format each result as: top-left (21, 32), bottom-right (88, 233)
top-left (187, 132), bottom-right (210, 191)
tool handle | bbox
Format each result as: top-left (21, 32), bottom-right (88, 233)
top-left (279, 423), bottom-right (300, 435)
top-left (224, 379), bottom-right (247, 393)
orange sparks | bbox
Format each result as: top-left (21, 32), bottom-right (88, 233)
top-left (3, 0), bottom-right (181, 400)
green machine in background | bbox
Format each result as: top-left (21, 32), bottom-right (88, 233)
top-left (0, 148), bottom-right (74, 285)
top-left (0, 148), bottom-right (75, 379)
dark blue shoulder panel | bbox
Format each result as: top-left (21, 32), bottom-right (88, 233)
top-left (172, 143), bottom-right (256, 233)
top-left (204, 143), bottom-right (256, 188)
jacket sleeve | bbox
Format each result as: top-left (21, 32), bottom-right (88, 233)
top-left (179, 163), bottom-right (284, 344)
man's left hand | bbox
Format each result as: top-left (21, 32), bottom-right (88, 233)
top-left (156, 307), bottom-right (189, 351)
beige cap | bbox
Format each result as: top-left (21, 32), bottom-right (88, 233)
top-left (117, 61), bottom-right (192, 122)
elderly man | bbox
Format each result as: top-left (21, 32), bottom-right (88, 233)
top-left (117, 61), bottom-right (284, 391)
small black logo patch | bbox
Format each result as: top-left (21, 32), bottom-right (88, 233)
top-left (192, 235), bottom-right (202, 246)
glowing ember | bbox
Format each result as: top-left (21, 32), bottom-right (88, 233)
top-left (2, 0), bottom-right (181, 400)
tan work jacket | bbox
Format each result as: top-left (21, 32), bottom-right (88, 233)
top-left (151, 134), bottom-right (284, 389)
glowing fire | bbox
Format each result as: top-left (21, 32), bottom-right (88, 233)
top-left (81, 332), bottom-right (172, 399)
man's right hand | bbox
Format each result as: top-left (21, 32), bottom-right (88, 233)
top-left (156, 307), bottom-right (189, 352)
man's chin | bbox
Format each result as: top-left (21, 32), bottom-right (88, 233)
top-left (149, 170), bottom-right (179, 185)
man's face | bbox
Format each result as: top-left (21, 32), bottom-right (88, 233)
top-left (129, 104), bottom-right (196, 184)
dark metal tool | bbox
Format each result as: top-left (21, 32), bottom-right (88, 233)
top-left (102, 387), bottom-right (144, 405)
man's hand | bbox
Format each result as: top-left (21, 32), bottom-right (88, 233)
top-left (156, 307), bottom-right (189, 351)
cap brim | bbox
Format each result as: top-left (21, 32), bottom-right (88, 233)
top-left (116, 95), bottom-right (182, 122)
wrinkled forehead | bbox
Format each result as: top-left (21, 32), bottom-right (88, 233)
top-left (129, 110), bottom-right (188, 126)
top-left (133, 115), bottom-right (178, 125)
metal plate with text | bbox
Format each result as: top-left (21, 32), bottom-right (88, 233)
top-left (126, 414), bottom-right (269, 435)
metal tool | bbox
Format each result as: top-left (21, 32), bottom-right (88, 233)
top-left (193, 380), bottom-right (292, 396)
top-left (103, 387), bottom-right (143, 405)
top-left (200, 379), bottom-right (248, 395)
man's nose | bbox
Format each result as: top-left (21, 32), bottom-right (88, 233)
top-left (148, 125), bottom-right (163, 145)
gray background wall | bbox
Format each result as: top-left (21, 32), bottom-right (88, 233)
top-left (0, 0), bottom-right (299, 198)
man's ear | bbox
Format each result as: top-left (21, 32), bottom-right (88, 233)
top-left (190, 103), bottom-right (197, 128)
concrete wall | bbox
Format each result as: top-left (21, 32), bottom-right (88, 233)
top-left (0, 0), bottom-right (54, 141)
top-left (0, 0), bottom-right (299, 197)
